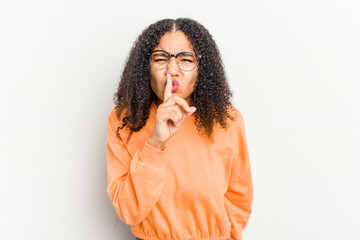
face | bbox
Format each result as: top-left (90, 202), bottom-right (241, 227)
top-left (149, 31), bottom-right (198, 107)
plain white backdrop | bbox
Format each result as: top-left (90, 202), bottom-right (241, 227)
top-left (1, 0), bottom-right (359, 239)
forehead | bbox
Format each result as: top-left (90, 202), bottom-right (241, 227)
top-left (153, 31), bottom-right (194, 53)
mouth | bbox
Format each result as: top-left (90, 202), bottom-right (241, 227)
top-left (165, 79), bottom-right (179, 92)
top-left (172, 80), bottom-right (179, 92)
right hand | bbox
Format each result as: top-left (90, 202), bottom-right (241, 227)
top-left (147, 73), bottom-right (197, 149)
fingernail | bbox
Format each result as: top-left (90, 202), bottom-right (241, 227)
top-left (186, 106), bottom-right (191, 111)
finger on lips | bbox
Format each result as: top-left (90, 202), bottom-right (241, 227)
top-left (162, 73), bottom-right (191, 113)
top-left (163, 73), bottom-right (172, 101)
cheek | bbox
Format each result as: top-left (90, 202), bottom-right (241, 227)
top-left (150, 70), bottom-right (164, 94)
top-left (189, 72), bottom-right (198, 88)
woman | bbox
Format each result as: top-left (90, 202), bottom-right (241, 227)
top-left (106, 18), bottom-right (253, 240)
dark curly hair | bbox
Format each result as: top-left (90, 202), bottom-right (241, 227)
top-left (113, 18), bottom-right (235, 144)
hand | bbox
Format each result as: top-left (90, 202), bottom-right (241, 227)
top-left (147, 73), bottom-right (196, 149)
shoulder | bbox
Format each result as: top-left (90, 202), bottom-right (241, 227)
top-left (108, 106), bottom-right (119, 127)
top-left (211, 104), bottom-right (247, 140)
top-left (210, 105), bottom-right (247, 150)
top-left (108, 105), bottom-right (128, 125)
top-left (107, 105), bottom-right (131, 142)
top-left (226, 105), bottom-right (246, 131)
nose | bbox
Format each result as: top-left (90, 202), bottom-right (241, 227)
top-left (166, 56), bottom-right (180, 75)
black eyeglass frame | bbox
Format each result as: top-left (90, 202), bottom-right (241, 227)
top-left (147, 50), bottom-right (202, 72)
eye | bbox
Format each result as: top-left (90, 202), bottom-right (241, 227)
top-left (178, 53), bottom-right (195, 63)
top-left (154, 59), bottom-right (168, 62)
top-left (151, 52), bottom-right (170, 62)
top-left (181, 58), bottom-right (193, 62)
top-left (180, 58), bottom-right (193, 62)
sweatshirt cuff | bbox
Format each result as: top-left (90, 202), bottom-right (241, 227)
top-left (145, 139), bottom-right (167, 152)
top-left (138, 140), bottom-right (168, 168)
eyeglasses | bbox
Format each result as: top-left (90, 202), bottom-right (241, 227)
top-left (148, 50), bottom-right (201, 72)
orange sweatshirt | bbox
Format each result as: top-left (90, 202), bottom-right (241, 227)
top-left (106, 101), bottom-right (253, 240)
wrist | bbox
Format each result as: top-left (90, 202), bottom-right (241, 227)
top-left (146, 137), bottom-right (166, 151)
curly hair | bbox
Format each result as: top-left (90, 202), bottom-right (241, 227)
top-left (113, 18), bottom-right (235, 144)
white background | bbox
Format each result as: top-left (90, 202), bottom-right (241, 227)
top-left (1, 0), bottom-right (359, 239)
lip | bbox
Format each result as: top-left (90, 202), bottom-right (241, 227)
top-left (164, 79), bottom-right (179, 87)
top-left (171, 79), bottom-right (179, 92)
top-left (172, 79), bottom-right (179, 86)
top-left (164, 79), bottom-right (179, 85)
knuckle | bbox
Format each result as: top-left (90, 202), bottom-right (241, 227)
top-left (176, 95), bottom-right (186, 103)
top-left (176, 109), bottom-right (182, 120)
top-left (170, 109), bottom-right (177, 118)
top-left (171, 109), bottom-right (181, 122)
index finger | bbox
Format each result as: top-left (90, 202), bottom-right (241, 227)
top-left (163, 73), bottom-right (172, 101)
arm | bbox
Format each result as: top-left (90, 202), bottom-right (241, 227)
top-left (224, 111), bottom-right (254, 240)
top-left (106, 109), bottom-right (167, 226)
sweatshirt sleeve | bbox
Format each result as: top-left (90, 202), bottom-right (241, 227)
top-left (106, 109), bottom-right (167, 226)
top-left (224, 111), bottom-right (254, 240)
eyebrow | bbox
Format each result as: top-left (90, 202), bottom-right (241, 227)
top-left (179, 52), bottom-right (194, 57)
top-left (152, 52), bottom-right (169, 57)
top-left (155, 49), bottom-right (194, 54)
top-left (153, 52), bottom-right (194, 56)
